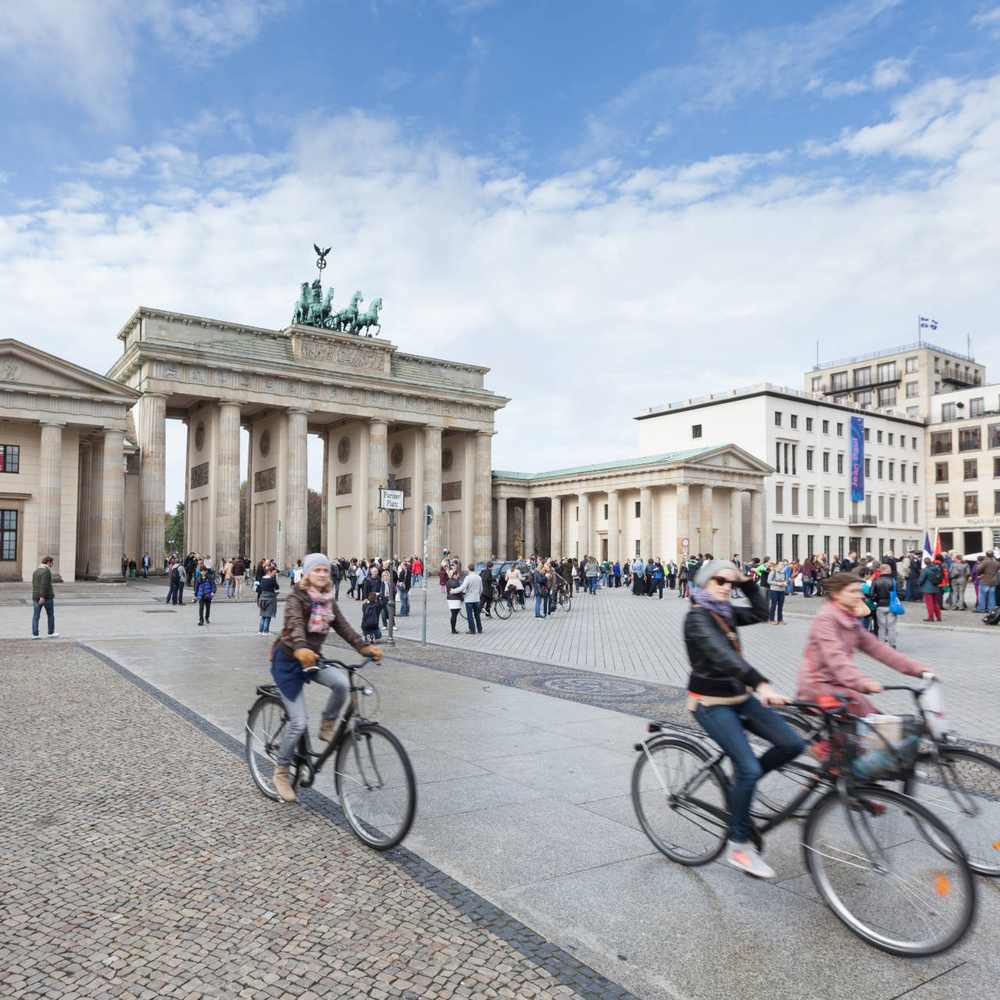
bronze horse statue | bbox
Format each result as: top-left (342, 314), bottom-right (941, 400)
top-left (349, 297), bottom-right (383, 337)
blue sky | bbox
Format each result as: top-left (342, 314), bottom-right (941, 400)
top-left (2, 0), bottom-right (1000, 505)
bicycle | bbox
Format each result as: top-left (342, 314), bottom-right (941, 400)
top-left (245, 655), bottom-right (416, 850)
top-left (493, 587), bottom-right (524, 619)
top-left (631, 697), bottom-right (976, 956)
top-left (555, 583), bottom-right (572, 613)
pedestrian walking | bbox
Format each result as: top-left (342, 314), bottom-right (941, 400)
top-left (258, 566), bottom-right (279, 634)
top-left (585, 556), bottom-right (600, 595)
top-left (166, 560), bottom-right (184, 605)
top-left (949, 555), bottom-right (969, 610)
top-left (445, 567), bottom-right (463, 633)
top-left (31, 555), bottom-right (59, 638)
top-left (141, 552), bottom-right (151, 580)
top-left (767, 560), bottom-right (789, 623)
top-left (196, 563), bottom-right (216, 625)
top-left (917, 557), bottom-right (943, 622)
top-left (456, 563), bottom-right (484, 632)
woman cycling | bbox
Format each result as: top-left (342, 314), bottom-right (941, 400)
top-left (796, 572), bottom-right (931, 718)
top-left (269, 553), bottom-right (382, 804)
top-left (685, 559), bottom-right (803, 879)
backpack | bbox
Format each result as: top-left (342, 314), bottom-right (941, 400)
top-left (930, 564), bottom-right (943, 586)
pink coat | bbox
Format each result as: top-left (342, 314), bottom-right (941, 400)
top-left (796, 601), bottom-right (929, 716)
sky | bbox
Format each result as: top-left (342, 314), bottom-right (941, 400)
top-left (2, 0), bottom-right (999, 508)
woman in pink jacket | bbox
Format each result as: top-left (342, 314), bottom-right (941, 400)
top-left (796, 572), bottom-right (932, 716)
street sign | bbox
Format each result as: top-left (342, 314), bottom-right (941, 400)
top-left (380, 488), bottom-right (405, 511)
top-left (424, 503), bottom-right (434, 526)
top-left (681, 537), bottom-right (689, 547)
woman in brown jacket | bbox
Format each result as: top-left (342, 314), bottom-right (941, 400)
top-left (269, 553), bottom-right (382, 803)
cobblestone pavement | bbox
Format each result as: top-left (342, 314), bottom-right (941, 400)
top-left (0, 642), bottom-right (634, 1000)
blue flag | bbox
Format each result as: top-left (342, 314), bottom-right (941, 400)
top-left (850, 417), bottom-right (865, 502)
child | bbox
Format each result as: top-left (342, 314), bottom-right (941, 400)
top-left (196, 564), bottom-right (216, 625)
top-left (361, 590), bottom-right (384, 644)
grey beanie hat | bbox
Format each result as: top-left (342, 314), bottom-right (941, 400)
top-left (302, 552), bottom-right (332, 577)
top-left (693, 558), bottom-right (739, 589)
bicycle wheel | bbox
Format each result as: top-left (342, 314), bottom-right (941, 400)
top-left (335, 723), bottom-right (416, 850)
top-left (494, 596), bottom-right (512, 620)
top-left (246, 696), bottom-right (290, 801)
top-left (904, 746), bottom-right (1000, 878)
top-left (558, 591), bottom-right (572, 612)
top-left (803, 785), bottom-right (975, 956)
top-left (631, 737), bottom-right (729, 865)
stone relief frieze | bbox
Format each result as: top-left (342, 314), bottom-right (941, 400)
top-left (336, 473), bottom-right (353, 496)
top-left (442, 480), bottom-right (462, 501)
top-left (162, 363), bottom-right (181, 380)
top-left (395, 477), bottom-right (411, 497)
top-left (191, 462), bottom-right (209, 488)
top-left (255, 467), bottom-right (276, 493)
top-left (213, 370), bottom-right (230, 387)
top-left (188, 367), bottom-right (206, 384)
top-left (237, 373), bottom-right (251, 389)
top-left (1, 357), bottom-right (23, 381)
top-left (300, 340), bottom-right (383, 371)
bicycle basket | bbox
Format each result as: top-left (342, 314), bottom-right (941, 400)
top-left (845, 714), bottom-right (921, 781)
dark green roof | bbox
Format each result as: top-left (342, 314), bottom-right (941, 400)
top-left (492, 446), bottom-right (721, 481)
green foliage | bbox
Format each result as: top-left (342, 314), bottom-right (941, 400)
top-left (164, 501), bottom-right (185, 553)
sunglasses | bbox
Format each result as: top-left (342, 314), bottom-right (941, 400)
top-left (711, 576), bottom-right (735, 586)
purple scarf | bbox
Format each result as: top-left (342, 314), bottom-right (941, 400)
top-left (689, 585), bottom-right (735, 624)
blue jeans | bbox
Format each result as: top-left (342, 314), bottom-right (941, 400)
top-left (226, 578), bottom-right (235, 597)
top-left (586, 576), bottom-right (598, 594)
top-left (693, 697), bottom-right (805, 843)
top-left (905, 576), bottom-right (917, 601)
top-left (274, 655), bottom-right (351, 766)
top-left (32, 598), bottom-right (55, 636)
top-left (259, 616), bottom-right (272, 633)
top-left (399, 588), bottom-right (410, 616)
top-left (977, 585), bottom-right (996, 612)
top-left (535, 591), bottom-right (547, 617)
top-left (768, 590), bottom-right (785, 621)
top-left (465, 601), bottom-right (482, 632)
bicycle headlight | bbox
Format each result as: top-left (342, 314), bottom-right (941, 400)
top-left (362, 684), bottom-right (375, 697)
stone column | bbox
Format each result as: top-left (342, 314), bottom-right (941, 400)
top-left (524, 499), bottom-right (536, 559)
top-left (38, 422), bottom-right (64, 576)
top-left (367, 418), bottom-right (389, 557)
top-left (213, 401), bottom-right (242, 563)
top-left (730, 490), bottom-right (745, 563)
top-left (699, 486), bottom-right (714, 555)
top-left (422, 426), bottom-right (442, 564)
top-left (577, 492), bottom-right (589, 558)
top-left (77, 439), bottom-right (93, 575)
top-left (320, 432), bottom-right (329, 555)
top-left (495, 494), bottom-right (507, 560)
top-left (675, 484), bottom-right (691, 561)
top-left (606, 490), bottom-right (619, 562)
top-left (749, 489), bottom-right (765, 559)
top-left (550, 495), bottom-right (562, 558)
top-left (640, 487), bottom-right (653, 560)
top-left (285, 408), bottom-right (309, 563)
top-left (474, 431), bottom-right (492, 563)
top-left (97, 428), bottom-right (125, 581)
top-left (88, 435), bottom-right (104, 577)
top-left (138, 393), bottom-right (167, 572)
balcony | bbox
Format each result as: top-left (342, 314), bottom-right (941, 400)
top-left (938, 367), bottom-right (982, 388)
top-left (822, 374), bottom-right (900, 396)
top-left (848, 514), bottom-right (878, 528)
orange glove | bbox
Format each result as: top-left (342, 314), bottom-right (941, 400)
top-left (360, 644), bottom-right (383, 662)
top-left (293, 647), bottom-right (319, 670)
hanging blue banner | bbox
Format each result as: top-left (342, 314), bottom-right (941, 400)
top-left (850, 416), bottom-right (865, 502)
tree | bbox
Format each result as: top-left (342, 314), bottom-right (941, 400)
top-left (307, 489), bottom-right (322, 553)
top-left (164, 501), bottom-right (185, 554)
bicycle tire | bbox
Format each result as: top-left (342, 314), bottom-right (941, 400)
top-left (558, 591), bottom-right (572, 612)
top-left (246, 696), bottom-right (290, 801)
top-left (803, 785), bottom-right (975, 956)
top-left (631, 736), bottom-right (730, 866)
top-left (494, 596), bottom-right (512, 620)
top-left (335, 723), bottom-right (416, 850)
top-left (904, 746), bottom-right (1000, 878)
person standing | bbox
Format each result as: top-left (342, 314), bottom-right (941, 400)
top-left (917, 557), bottom-right (943, 622)
top-left (652, 559), bottom-right (665, 599)
top-left (585, 556), bottom-right (600, 595)
top-left (767, 560), bottom-right (789, 623)
top-left (258, 566), bottom-right (279, 634)
top-left (456, 563), bottom-right (484, 633)
top-left (141, 552), bottom-right (151, 580)
top-left (445, 567), bottom-right (463, 633)
top-left (479, 561), bottom-right (494, 617)
top-left (976, 551), bottom-right (998, 613)
top-left (949, 555), bottom-right (969, 610)
top-left (232, 556), bottom-right (245, 601)
top-left (166, 560), bottom-right (184, 605)
top-left (196, 563), bottom-right (216, 625)
top-left (397, 560), bottom-right (411, 616)
top-left (31, 555), bottom-right (59, 639)
top-left (869, 562), bottom-right (899, 648)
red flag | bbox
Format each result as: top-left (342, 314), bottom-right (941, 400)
top-left (933, 529), bottom-right (942, 556)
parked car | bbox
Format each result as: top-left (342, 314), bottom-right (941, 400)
top-left (477, 560), bottom-right (534, 595)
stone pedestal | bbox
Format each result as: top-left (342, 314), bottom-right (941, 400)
top-left (216, 401), bottom-right (242, 562)
top-left (474, 432), bottom-right (492, 563)
top-left (138, 393), bottom-right (167, 572)
top-left (606, 490), bottom-right (618, 562)
top-left (38, 422), bottom-right (64, 576)
top-left (368, 419), bottom-right (389, 556)
top-left (550, 496), bottom-right (562, 558)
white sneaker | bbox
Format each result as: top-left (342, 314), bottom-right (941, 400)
top-left (47, 632), bottom-right (60, 638)
top-left (31, 634), bottom-right (41, 639)
top-left (724, 840), bottom-right (776, 879)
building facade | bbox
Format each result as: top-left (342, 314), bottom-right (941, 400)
top-left (637, 384), bottom-right (925, 561)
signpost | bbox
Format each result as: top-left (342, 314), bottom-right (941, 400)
top-left (682, 536), bottom-right (689, 554)
top-left (422, 503), bottom-right (433, 645)
top-left (378, 479), bottom-right (405, 647)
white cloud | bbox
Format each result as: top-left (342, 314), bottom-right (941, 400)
top-left (820, 55), bottom-right (910, 99)
top-left (2, 77), bottom-right (1000, 505)
top-left (971, 7), bottom-right (1000, 37)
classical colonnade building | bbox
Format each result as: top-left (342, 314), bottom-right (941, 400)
top-left (492, 445), bottom-right (771, 563)
top-left (107, 309), bottom-right (508, 570)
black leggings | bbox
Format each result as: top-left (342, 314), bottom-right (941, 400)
top-left (450, 608), bottom-right (461, 632)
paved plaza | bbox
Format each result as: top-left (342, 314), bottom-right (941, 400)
top-left (3, 579), bottom-right (1000, 999)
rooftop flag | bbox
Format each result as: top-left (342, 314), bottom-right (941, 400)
top-left (919, 317), bottom-right (938, 330)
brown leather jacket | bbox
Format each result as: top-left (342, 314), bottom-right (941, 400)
top-left (276, 585), bottom-right (365, 659)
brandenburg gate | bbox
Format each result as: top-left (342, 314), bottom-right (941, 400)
top-left (108, 267), bottom-right (508, 568)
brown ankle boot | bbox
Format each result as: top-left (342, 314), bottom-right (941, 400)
top-left (318, 717), bottom-right (336, 742)
top-left (272, 765), bottom-right (297, 803)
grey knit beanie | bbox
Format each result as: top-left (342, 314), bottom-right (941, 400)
top-left (302, 552), bottom-right (332, 577)
top-left (693, 559), bottom-right (739, 589)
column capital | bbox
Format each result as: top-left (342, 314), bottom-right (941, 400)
top-left (369, 416), bottom-right (389, 426)
top-left (141, 391), bottom-right (170, 400)
top-left (286, 406), bottom-right (311, 416)
top-left (39, 420), bottom-right (66, 429)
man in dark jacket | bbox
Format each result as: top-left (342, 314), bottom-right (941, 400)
top-left (479, 561), bottom-right (494, 616)
top-left (870, 563), bottom-right (898, 648)
top-left (906, 552), bottom-right (922, 602)
top-left (31, 555), bottom-right (58, 638)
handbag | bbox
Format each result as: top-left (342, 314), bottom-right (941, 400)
top-left (889, 579), bottom-right (905, 616)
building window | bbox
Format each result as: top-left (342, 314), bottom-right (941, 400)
top-left (832, 372), bottom-right (848, 391)
top-left (603, 504), bottom-right (608, 519)
top-left (838, 491), bottom-right (845, 518)
top-left (0, 509), bottom-right (17, 560)
top-left (806, 449), bottom-right (813, 471)
top-left (791, 444), bottom-right (797, 475)
top-left (907, 406), bottom-right (920, 417)
top-left (775, 485), bottom-right (784, 515)
top-left (854, 367), bottom-right (872, 387)
top-left (791, 487), bottom-right (799, 516)
top-left (877, 361), bottom-right (897, 382)
top-left (958, 426), bottom-right (982, 452)
top-left (836, 422), bottom-right (844, 436)
top-left (878, 460), bottom-right (884, 479)
top-left (942, 403), bottom-right (957, 423)
top-left (936, 495), bottom-right (949, 517)
top-left (856, 390), bottom-right (872, 407)
top-left (837, 453), bottom-right (844, 475)
top-left (988, 423), bottom-right (1000, 448)
top-left (807, 488), bottom-right (814, 517)
top-left (806, 417), bottom-right (813, 431)
top-left (864, 458), bottom-right (871, 477)
top-left (790, 414), bottom-right (798, 429)
top-left (792, 534), bottom-right (800, 560)
top-left (995, 490), bottom-right (1000, 515)
top-left (906, 381), bottom-right (919, 397)
top-left (965, 493), bottom-right (979, 516)
top-left (912, 464), bottom-right (918, 484)
top-left (823, 534), bottom-right (831, 555)
top-left (971, 398), bottom-right (985, 417)
top-left (775, 412), bottom-right (782, 426)
top-left (864, 427), bottom-right (871, 442)
top-left (836, 395), bottom-right (849, 405)
top-left (812, 376), bottom-right (823, 391)
top-left (888, 433), bottom-right (894, 445)
top-left (888, 461), bottom-right (894, 481)
top-left (0, 445), bottom-right (20, 473)
top-left (635, 501), bottom-right (641, 517)
top-left (692, 424), bottom-right (702, 439)
top-left (822, 451), bottom-right (830, 473)
top-left (995, 456), bottom-right (1000, 477)
top-left (889, 496), bottom-right (895, 522)
top-left (964, 459), bottom-right (978, 480)
top-left (901, 497), bottom-right (907, 523)
top-left (822, 420), bottom-right (830, 434)
top-left (823, 490), bottom-right (831, 517)
top-left (905, 356), bottom-right (918, 373)
top-left (911, 437), bottom-right (918, 450)
top-left (878, 495), bottom-right (885, 520)
top-left (877, 430), bottom-right (883, 443)
top-left (775, 534), bottom-right (784, 560)
top-left (935, 462), bottom-right (949, 483)
top-left (878, 387), bottom-right (897, 407)
top-left (930, 431), bottom-right (953, 455)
